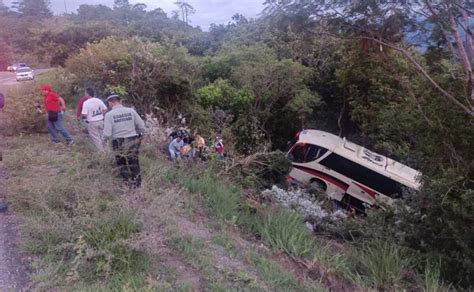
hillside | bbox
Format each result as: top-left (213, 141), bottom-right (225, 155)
top-left (0, 0), bottom-right (473, 290)
top-left (0, 79), bottom-right (346, 291)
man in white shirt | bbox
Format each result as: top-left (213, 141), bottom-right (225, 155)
top-left (81, 88), bottom-right (107, 152)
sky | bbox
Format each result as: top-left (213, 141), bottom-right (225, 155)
top-left (4, 0), bottom-right (266, 30)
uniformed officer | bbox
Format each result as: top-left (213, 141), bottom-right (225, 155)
top-left (103, 94), bottom-right (146, 188)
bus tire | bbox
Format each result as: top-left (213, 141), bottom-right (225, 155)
top-left (309, 178), bottom-right (327, 192)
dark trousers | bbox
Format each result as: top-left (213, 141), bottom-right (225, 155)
top-left (112, 136), bottom-right (141, 188)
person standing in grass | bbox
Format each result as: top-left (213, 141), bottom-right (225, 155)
top-left (193, 129), bottom-right (206, 158)
top-left (40, 85), bottom-right (73, 145)
top-left (103, 94), bottom-right (146, 188)
top-left (81, 88), bottom-right (107, 152)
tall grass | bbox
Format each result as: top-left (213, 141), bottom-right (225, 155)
top-left (4, 135), bottom-right (149, 289)
top-left (81, 213), bottom-right (147, 276)
top-left (423, 263), bottom-right (450, 292)
top-left (184, 172), bottom-right (241, 223)
top-left (257, 208), bottom-right (315, 258)
top-left (245, 252), bottom-right (302, 291)
top-left (357, 240), bottom-right (411, 289)
top-left (179, 168), bottom-right (318, 259)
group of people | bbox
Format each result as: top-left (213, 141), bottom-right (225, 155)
top-left (42, 85), bottom-right (145, 188)
top-left (167, 128), bottom-right (225, 161)
top-left (41, 85), bottom-right (226, 189)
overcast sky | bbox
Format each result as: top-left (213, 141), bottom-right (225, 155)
top-left (4, 0), bottom-right (266, 30)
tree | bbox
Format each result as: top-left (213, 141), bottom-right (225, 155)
top-left (230, 13), bottom-right (249, 26)
top-left (264, 0), bottom-right (474, 117)
top-left (74, 4), bottom-right (114, 23)
top-left (198, 44), bottom-right (320, 152)
top-left (12, 0), bottom-right (51, 17)
top-left (174, 0), bottom-right (195, 25)
top-left (113, 0), bottom-right (131, 10)
top-left (132, 3), bottom-right (147, 13)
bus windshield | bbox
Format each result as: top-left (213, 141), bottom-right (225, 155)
top-left (288, 143), bottom-right (328, 163)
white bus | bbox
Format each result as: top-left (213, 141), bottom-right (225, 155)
top-left (287, 130), bottom-right (421, 212)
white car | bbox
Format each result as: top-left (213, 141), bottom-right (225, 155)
top-left (7, 63), bottom-right (27, 72)
top-left (16, 67), bottom-right (34, 81)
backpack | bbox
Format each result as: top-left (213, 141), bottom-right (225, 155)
top-left (48, 111), bottom-right (59, 122)
top-left (0, 93), bottom-right (4, 109)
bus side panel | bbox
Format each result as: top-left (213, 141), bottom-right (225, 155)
top-left (288, 167), bottom-right (313, 185)
top-left (289, 166), bottom-right (348, 201)
top-left (345, 184), bottom-right (376, 206)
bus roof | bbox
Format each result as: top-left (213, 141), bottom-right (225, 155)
top-left (297, 130), bottom-right (422, 190)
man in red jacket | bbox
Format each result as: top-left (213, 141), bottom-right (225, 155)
top-left (40, 85), bottom-right (73, 145)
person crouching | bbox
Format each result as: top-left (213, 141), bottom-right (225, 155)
top-left (103, 94), bottom-right (146, 189)
top-left (169, 134), bottom-right (184, 161)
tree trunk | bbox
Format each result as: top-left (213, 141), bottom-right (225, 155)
top-left (449, 10), bottom-right (473, 104)
top-left (449, 11), bottom-right (472, 75)
top-left (461, 9), bottom-right (474, 103)
top-left (461, 9), bottom-right (474, 62)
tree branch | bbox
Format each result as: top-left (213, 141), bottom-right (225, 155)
top-left (365, 36), bottom-right (474, 116)
top-left (314, 31), bottom-right (474, 117)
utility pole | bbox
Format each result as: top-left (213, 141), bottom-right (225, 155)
top-left (64, 0), bottom-right (68, 14)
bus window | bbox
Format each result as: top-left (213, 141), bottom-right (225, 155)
top-left (319, 153), bottom-right (404, 197)
top-left (289, 144), bottom-right (328, 163)
top-left (306, 145), bottom-right (328, 162)
top-left (288, 144), bottom-right (307, 163)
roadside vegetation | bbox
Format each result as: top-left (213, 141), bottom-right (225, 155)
top-left (0, 0), bottom-right (472, 289)
top-left (1, 84), bottom-right (448, 290)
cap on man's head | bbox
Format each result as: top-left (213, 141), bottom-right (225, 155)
top-left (106, 93), bottom-right (120, 102)
top-left (39, 84), bottom-right (52, 92)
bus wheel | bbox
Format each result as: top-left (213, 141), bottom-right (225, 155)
top-left (309, 178), bottom-right (327, 193)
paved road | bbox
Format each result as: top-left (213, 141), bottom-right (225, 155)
top-left (0, 69), bottom-right (50, 87)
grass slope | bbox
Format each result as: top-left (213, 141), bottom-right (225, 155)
top-left (3, 126), bottom-right (328, 290)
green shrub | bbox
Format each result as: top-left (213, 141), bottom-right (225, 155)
top-left (66, 37), bottom-right (197, 115)
top-left (0, 85), bottom-right (45, 135)
top-left (237, 150), bottom-right (292, 189)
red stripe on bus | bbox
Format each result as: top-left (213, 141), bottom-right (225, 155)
top-left (294, 165), bottom-right (349, 191)
top-left (353, 182), bottom-right (377, 198)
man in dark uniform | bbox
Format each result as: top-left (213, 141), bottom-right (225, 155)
top-left (103, 94), bottom-right (146, 188)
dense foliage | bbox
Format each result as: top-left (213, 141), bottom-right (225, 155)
top-left (1, 0), bottom-right (473, 287)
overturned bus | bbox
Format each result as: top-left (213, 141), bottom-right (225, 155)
top-left (287, 130), bottom-right (421, 212)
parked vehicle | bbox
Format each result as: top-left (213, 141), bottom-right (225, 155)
top-left (16, 67), bottom-right (34, 81)
top-left (287, 130), bottom-right (421, 212)
top-left (7, 63), bottom-right (27, 72)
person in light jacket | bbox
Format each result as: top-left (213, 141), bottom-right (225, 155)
top-left (103, 94), bottom-right (145, 188)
